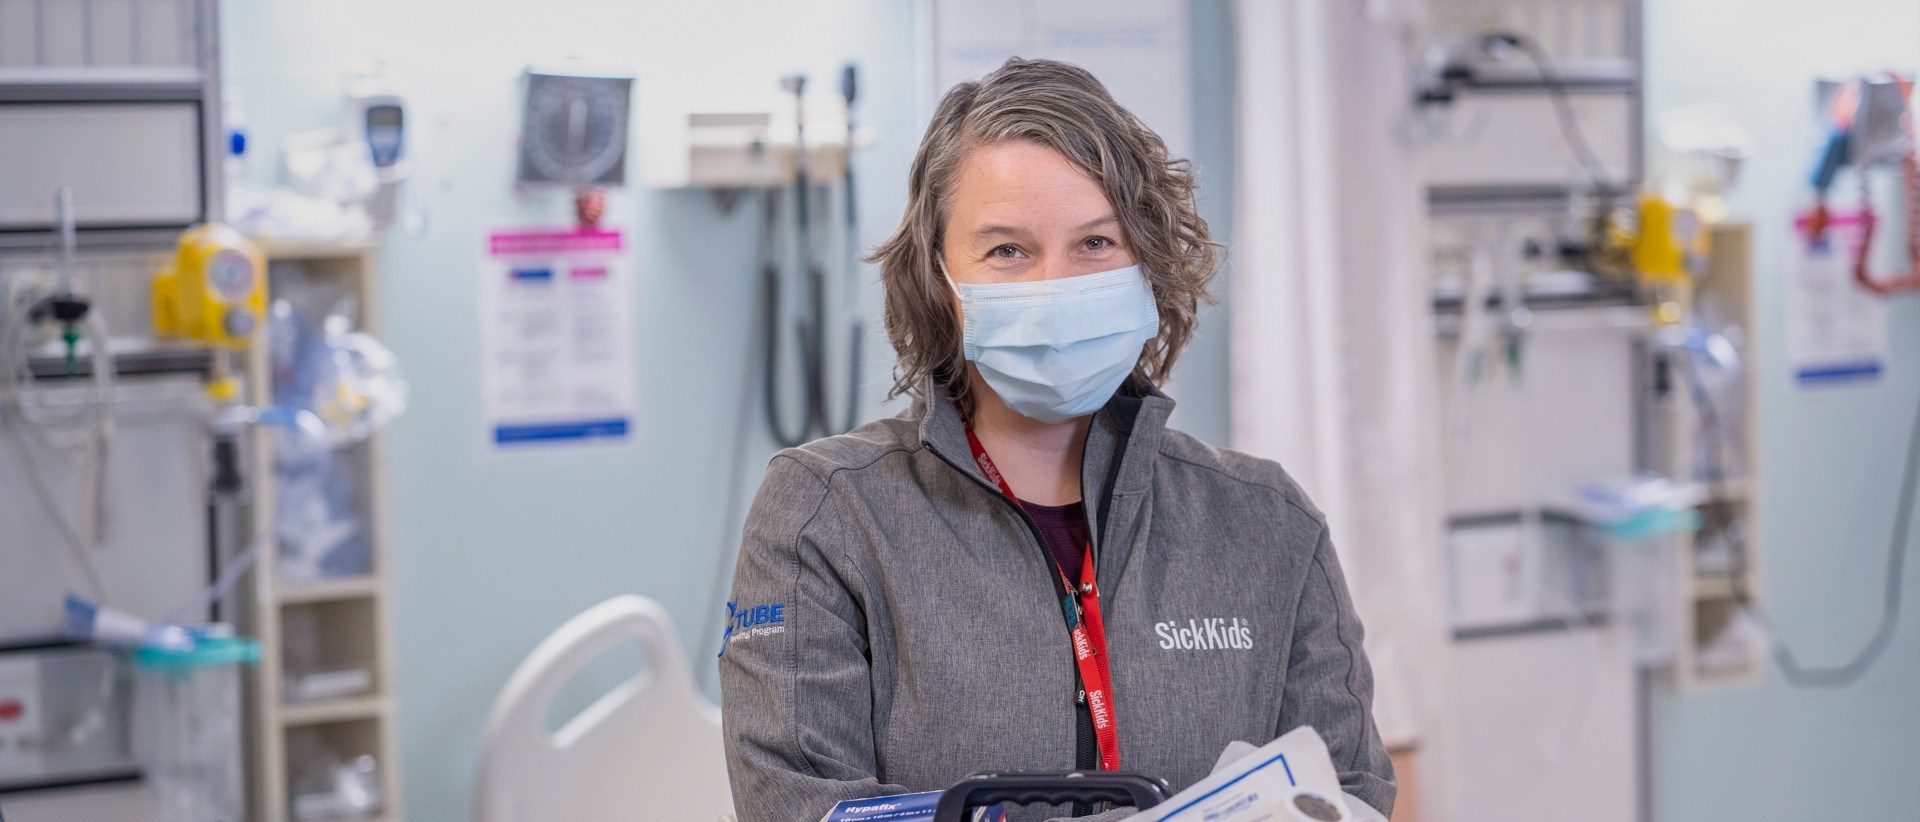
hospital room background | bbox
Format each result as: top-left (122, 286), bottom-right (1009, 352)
top-left (1, 0), bottom-right (1917, 820)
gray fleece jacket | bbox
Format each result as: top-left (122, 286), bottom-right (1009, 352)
top-left (719, 383), bottom-right (1394, 822)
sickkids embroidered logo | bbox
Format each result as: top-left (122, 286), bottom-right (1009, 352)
top-left (1155, 617), bottom-right (1254, 651)
top-left (717, 600), bottom-right (787, 657)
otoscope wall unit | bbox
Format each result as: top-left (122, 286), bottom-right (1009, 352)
top-left (640, 70), bottom-right (869, 190)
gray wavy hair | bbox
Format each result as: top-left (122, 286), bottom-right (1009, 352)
top-left (868, 57), bottom-right (1223, 410)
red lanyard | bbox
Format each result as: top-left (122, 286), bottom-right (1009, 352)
top-left (962, 421), bottom-right (1121, 771)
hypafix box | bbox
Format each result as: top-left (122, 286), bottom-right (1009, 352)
top-left (817, 790), bottom-right (1005, 822)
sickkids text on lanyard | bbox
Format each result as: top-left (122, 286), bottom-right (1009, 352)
top-left (961, 418), bottom-right (1121, 772)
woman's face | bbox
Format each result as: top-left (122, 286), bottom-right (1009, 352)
top-left (940, 140), bottom-right (1136, 286)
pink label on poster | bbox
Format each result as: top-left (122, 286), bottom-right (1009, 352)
top-left (488, 228), bottom-right (624, 257)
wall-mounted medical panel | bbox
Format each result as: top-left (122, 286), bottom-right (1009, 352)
top-left (0, 646), bottom-right (138, 794)
top-left (0, 102), bottom-right (204, 232)
top-left (1421, 0), bottom-right (1643, 208)
top-left (640, 102), bottom-right (856, 189)
top-left (1424, 91), bottom-right (1636, 199)
top-left (0, 374), bottom-right (213, 643)
top-left (0, 0), bottom-right (204, 72)
top-left (0, 0), bottom-right (220, 249)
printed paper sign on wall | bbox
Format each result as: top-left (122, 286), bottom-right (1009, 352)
top-left (481, 227), bottom-right (637, 450)
top-left (1789, 211), bottom-right (1887, 388)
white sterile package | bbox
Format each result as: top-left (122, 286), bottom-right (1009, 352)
top-left (1139, 726), bottom-right (1385, 822)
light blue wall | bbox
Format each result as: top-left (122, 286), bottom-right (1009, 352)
top-left (1176, 0), bottom-right (1237, 446)
top-left (1644, 2), bottom-right (1920, 817)
top-left (220, 3), bottom-right (1235, 819)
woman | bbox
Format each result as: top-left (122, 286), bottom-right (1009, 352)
top-left (720, 58), bottom-right (1393, 821)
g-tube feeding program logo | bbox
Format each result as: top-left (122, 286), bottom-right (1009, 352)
top-left (718, 600), bottom-right (787, 657)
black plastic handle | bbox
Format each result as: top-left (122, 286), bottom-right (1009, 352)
top-left (933, 772), bottom-right (1170, 822)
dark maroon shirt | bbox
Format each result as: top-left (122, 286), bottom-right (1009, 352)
top-left (1021, 499), bottom-right (1089, 582)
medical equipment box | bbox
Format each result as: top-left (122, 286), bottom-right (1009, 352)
top-left (819, 790), bottom-right (1004, 822)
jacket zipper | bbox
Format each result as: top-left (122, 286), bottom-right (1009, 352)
top-left (926, 441), bottom-right (1103, 816)
top-left (925, 441), bottom-right (1087, 624)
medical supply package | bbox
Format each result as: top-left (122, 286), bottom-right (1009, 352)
top-left (1138, 725), bottom-right (1376, 822)
top-left (817, 790), bottom-right (1005, 822)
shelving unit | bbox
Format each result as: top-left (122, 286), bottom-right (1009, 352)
top-left (246, 241), bottom-right (404, 822)
top-left (1655, 221), bottom-right (1765, 688)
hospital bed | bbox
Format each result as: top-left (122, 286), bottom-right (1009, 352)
top-left (475, 595), bottom-right (735, 822)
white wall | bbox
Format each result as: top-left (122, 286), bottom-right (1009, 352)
top-left (1644, 2), bottom-right (1920, 817)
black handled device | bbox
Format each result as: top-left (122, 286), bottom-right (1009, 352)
top-left (932, 771), bottom-right (1171, 822)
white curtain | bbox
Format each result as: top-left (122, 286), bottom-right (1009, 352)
top-left (1230, 1), bottom-right (1456, 818)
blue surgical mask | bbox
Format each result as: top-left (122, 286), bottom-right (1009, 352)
top-left (948, 264), bottom-right (1159, 424)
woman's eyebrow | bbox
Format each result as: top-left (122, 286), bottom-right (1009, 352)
top-left (972, 224), bottom-right (1027, 241)
top-left (971, 215), bottom-right (1117, 242)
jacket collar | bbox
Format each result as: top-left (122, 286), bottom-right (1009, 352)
top-left (914, 376), bottom-right (1174, 596)
top-left (913, 376), bottom-right (1176, 504)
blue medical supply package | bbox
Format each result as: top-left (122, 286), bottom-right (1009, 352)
top-left (817, 790), bottom-right (1005, 822)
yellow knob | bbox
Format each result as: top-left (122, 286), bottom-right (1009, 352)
top-left (206, 376), bottom-right (240, 403)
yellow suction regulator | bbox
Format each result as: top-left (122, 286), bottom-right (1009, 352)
top-left (152, 223), bottom-right (266, 351)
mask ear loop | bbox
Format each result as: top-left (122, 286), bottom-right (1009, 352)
top-left (935, 252), bottom-right (970, 350)
top-left (934, 254), bottom-right (963, 301)
top-left (935, 252), bottom-right (977, 410)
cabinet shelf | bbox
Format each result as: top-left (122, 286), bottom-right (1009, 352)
top-left (278, 576), bottom-right (381, 605)
top-left (280, 696), bottom-right (389, 728)
top-left (1689, 576), bottom-right (1739, 600)
top-left (252, 240), bottom-right (379, 261)
top-left (1695, 478), bottom-right (1751, 502)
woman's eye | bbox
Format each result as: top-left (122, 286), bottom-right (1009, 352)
top-left (1084, 237), bottom-right (1114, 251)
top-left (990, 244), bottom-right (1022, 259)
